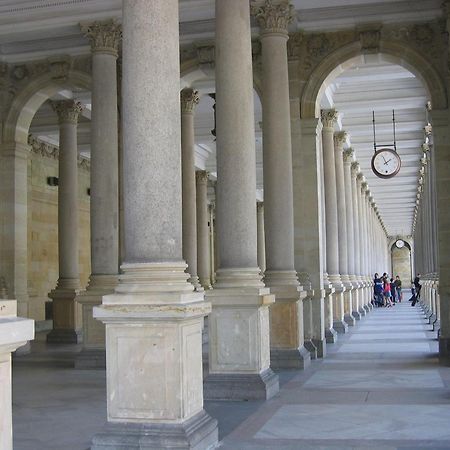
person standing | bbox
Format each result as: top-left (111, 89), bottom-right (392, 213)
top-left (414, 273), bottom-right (422, 300)
top-left (373, 273), bottom-right (384, 307)
top-left (394, 275), bottom-right (402, 302)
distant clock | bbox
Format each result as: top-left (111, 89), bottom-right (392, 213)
top-left (371, 148), bottom-right (401, 179)
top-left (395, 239), bottom-right (405, 249)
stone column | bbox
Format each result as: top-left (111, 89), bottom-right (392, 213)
top-left (0, 300), bottom-right (34, 450)
top-left (361, 180), bottom-right (371, 311)
top-left (209, 202), bottom-right (216, 285)
top-left (204, 0), bottom-right (279, 400)
top-left (257, 202), bottom-right (266, 274)
top-left (321, 109), bottom-right (343, 342)
top-left (334, 132), bottom-right (353, 329)
top-left (47, 100), bottom-right (83, 344)
top-left (76, 20), bottom-right (121, 368)
top-left (91, 1), bottom-right (218, 448)
top-left (181, 88), bottom-right (201, 289)
top-left (294, 117), bottom-right (327, 358)
top-left (196, 171), bottom-right (211, 289)
top-left (353, 164), bottom-right (366, 316)
top-left (344, 150), bottom-right (361, 320)
top-left (252, 0), bottom-right (310, 369)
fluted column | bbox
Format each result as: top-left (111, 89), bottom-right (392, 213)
top-left (257, 202), bottom-right (266, 274)
top-left (361, 180), bottom-right (371, 311)
top-left (181, 88), bottom-right (201, 289)
top-left (204, 0), bottom-right (278, 401)
top-left (76, 20), bottom-right (121, 367)
top-left (344, 151), bottom-right (361, 320)
top-left (252, 0), bottom-right (310, 369)
top-left (209, 202), bottom-right (216, 285)
top-left (321, 109), bottom-right (342, 342)
top-left (47, 100), bottom-right (83, 344)
top-left (334, 131), bottom-right (352, 330)
top-left (196, 171), bottom-right (211, 289)
top-left (91, 1), bottom-right (217, 447)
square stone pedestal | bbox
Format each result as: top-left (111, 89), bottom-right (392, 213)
top-left (439, 337), bottom-right (450, 366)
top-left (47, 287), bottom-right (82, 344)
top-left (324, 284), bottom-right (338, 344)
top-left (204, 276), bottom-right (279, 401)
top-left (0, 300), bottom-right (34, 450)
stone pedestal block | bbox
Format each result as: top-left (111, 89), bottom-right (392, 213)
top-left (0, 300), bottom-right (34, 450)
top-left (439, 337), bottom-right (450, 366)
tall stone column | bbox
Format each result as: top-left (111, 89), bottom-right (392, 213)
top-left (47, 100), bottom-right (83, 344)
top-left (204, 0), bottom-right (278, 400)
top-left (91, 1), bottom-right (218, 448)
top-left (196, 171), bottom-right (211, 289)
top-left (181, 88), bottom-right (201, 289)
top-left (353, 164), bottom-right (366, 316)
top-left (344, 150), bottom-right (361, 320)
top-left (252, 0), bottom-right (309, 369)
top-left (321, 109), bottom-right (343, 342)
top-left (76, 20), bottom-right (121, 368)
top-left (209, 202), bottom-right (216, 285)
top-left (334, 131), bottom-right (353, 329)
top-left (361, 180), bottom-right (371, 311)
top-left (257, 202), bottom-right (266, 274)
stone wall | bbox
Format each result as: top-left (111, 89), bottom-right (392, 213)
top-left (392, 246), bottom-right (412, 289)
top-left (27, 143), bottom-right (91, 321)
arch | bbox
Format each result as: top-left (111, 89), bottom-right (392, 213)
top-left (300, 39), bottom-right (447, 119)
top-left (4, 70), bottom-right (92, 145)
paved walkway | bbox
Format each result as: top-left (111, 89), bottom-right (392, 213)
top-left (12, 301), bottom-right (450, 449)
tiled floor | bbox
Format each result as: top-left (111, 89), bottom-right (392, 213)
top-left (12, 301), bottom-right (450, 450)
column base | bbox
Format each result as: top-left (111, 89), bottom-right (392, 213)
top-left (188, 275), bottom-right (203, 291)
top-left (344, 313), bottom-right (356, 327)
top-left (363, 305), bottom-right (370, 313)
top-left (46, 328), bottom-right (82, 344)
top-left (433, 320), bottom-right (440, 333)
top-left (312, 338), bottom-right (326, 358)
top-left (352, 310), bottom-right (362, 321)
top-left (358, 307), bottom-right (367, 316)
top-left (428, 314), bottom-right (436, 325)
top-left (270, 346), bottom-right (311, 370)
top-left (333, 320), bottom-right (348, 334)
top-left (325, 327), bottom-right (338, 343)
top-left (439, 337), bottom-right (450, 366)
top-left (304, 340), bottom-right (318, 360)
top-left (75, 348), bottom-right (106, 369)
top-left (203, 368), bottom-right (279, 401)
top-left (91, 410), bottom-right (218, 450)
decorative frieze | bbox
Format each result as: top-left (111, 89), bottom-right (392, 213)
top-left (180, 88), bottom-right (199, 114)
top-left (81, 19), bottom-right (122, 57)
top-left (251, 0), bottom-right (294, 36)
top-left (358, 25), bottom-right (381, 54)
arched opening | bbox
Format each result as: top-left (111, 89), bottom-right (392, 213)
top-left (391, 240), bottom-right (413, 289)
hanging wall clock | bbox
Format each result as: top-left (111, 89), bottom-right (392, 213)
top-left (371, 110), bottom-right (402, 179)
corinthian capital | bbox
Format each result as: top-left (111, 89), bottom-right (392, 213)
top-left (251, 0), bottom-right (294, 36)
top-left (51, 100), bottom-right (83, 125)
top-left (195, 170), bottom-right (209, 184)
top-left (81, 19), bottom-right (122, 57)
top-left (343, 147), bottom-right (354, 164)
top-left (351, 161), bottom-right (360, 175)
top-left (321, 109), bottom-right (339, 128)
top-left (334, 131), bottom-right (348, 150)
top-left (180, 88), bottom-right (199, 114)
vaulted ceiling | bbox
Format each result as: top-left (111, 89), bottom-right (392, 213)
top-left (3, 0), bottom-right (441, 236)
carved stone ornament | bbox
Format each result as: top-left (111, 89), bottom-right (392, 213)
top-left (287, 31), bottom-right (303, 59)
top-left (321, 109), bottom-right (339, 128)
top-left (334, 131), bottom-right (348, 149)
top-left (257, 201), bottom-right (264, 211)
top-left (343, 147), bottom-right (354, 163)
top-left (81, 19), bottom-right (122, 57)
top-left (358, 26), bottom-right (381, 54)
top-left (51, 100), bottom-right (83, 124)
top-left (424, 123), bottom-right (433, 136)
top-left (196, 44), bottom-right (215, 67)
top-left (180, 88), bottom-right (199, 114)
top-left (307, 34), bottom-right (331, 58)
top-left (251, 0), bottom-right (295, 35)
top-left (195, 170), bottom-right (209, 184)
top-left (421, 143), bottom-right (431, 154)
top-left (351, 161), bottom-right (360, 174)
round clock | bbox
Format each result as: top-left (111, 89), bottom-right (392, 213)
top-left (395, 239), bottom-right (405, 249)
top-left (371, 148), bottom-right (401, 179)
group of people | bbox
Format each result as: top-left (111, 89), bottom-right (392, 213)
top-left (373, 273), bottom-right (403, 307)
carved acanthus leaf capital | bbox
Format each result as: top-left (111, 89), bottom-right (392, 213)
top-left (257, 201), bottom-right (264, 211)
top-left (334, 131), bottom-right (348, 149)
top-left (321, 109), bottom-right (339, 128)
top-left (251, 0), bottom-right (294, 36)
top-left (351, 161), bottom-right (360, 174)
top-left (180, 88), bottom-right (199, 114)
top-left (81, 19), bottom-right (122, 57)
top-left (51, 100), bottom-right (83, 124)
top-left (343, 147), bottom-right (354, 163)
top-left (196, 170), bottom-right (209, 184)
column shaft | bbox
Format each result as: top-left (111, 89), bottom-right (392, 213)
top-left (196, 171), bottom-right (211, 289)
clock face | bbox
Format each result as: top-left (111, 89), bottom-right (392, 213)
top-left (371, 148), bottom-right (401, 179)
top-left (395, 239), bottom-right (405, 248)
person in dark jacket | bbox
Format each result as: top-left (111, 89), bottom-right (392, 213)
top-left (373, 273), bottom-right (384, 307)
top-left (414, 274), bottom-right (422, 299)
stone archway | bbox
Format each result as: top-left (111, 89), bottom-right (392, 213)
top-left (391, 242), bottom-right (413, 289)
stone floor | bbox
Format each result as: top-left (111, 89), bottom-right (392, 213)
top-left (12, 301), bottom-right (450, 450)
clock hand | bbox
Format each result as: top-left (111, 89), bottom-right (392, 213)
top-left (384, 158), bottom-right (392, 165)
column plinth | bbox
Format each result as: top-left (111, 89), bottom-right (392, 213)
top-left (91, 1), bottom-right (217, 447)
top-left (204, 0), bottom-right (278, 400)
top-left (47, 100), bottom-right (83, 344)
top-left (76, 19), bottom-right (121, 367)
top-left (252, 0), bottom-right (310, 369)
